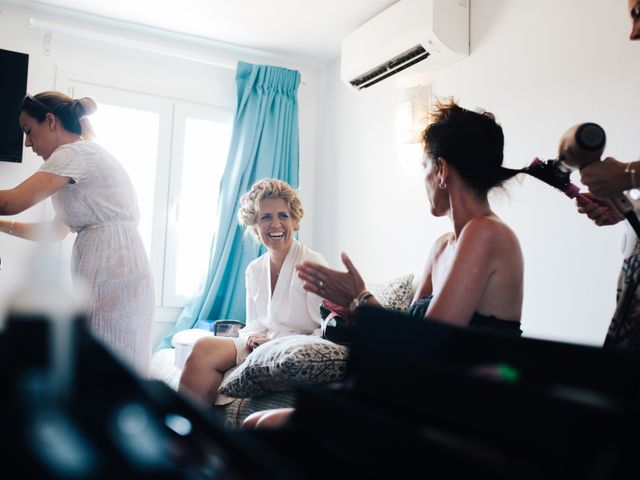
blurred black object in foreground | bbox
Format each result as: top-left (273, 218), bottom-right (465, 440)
top-left (2, 301), bottom-right (638, 479)
top-left (255, 306), bottom-right (640, 479)
top-left (0, 314), bottom-right (297, 479)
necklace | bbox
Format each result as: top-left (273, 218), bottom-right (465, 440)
top-left (271, 260), bottom-right (281, 277)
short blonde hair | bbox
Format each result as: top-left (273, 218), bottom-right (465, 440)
top-left (237, 178), bottom-right (304, 240)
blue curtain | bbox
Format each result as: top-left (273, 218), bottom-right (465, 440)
top-left (157, 61), bottom-right (301, 350)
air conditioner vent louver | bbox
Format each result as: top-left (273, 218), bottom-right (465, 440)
top-left (349, 45), bottom-right (430, 90)
top-left (340, 0), bottom-right (469, 95)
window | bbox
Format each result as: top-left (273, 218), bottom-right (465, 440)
top-left (165, 104), bottom-right (233, 305)
top-left (71, 82), bottom-right (233, 307)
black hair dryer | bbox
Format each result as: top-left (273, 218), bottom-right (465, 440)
top-left (525, 123), bottom-right (640, 235)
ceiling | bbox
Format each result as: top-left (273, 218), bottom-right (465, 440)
top-left (19, 0), bottom-right (399, 63)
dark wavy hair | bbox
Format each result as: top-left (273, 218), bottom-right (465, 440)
top-left (421, 99), bottom-right (519, 195)
top-left (21, 91), bottom-right (97, 139)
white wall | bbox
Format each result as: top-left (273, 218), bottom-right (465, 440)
top-left (0, 3), bottom-right (322, 345)
top-left (313, 0), bottom-right (640, 346)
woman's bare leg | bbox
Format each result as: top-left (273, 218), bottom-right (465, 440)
top-left (241, 408), bottom-right (295, 429)
top-left (241, 409), bottom-right (270, 429)
top-left (178, 336), bottom-right (237, 406)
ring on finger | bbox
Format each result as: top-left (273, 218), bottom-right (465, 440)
top-left (318, 280), bottom-right (325, 289)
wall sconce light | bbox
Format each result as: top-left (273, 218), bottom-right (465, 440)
top-left (396, 85), bottom-right (431, 146)
top-left (396, 85), bottom-right (430, 167)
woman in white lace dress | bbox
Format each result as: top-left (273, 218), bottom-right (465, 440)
top-left (0, 91), bottom-right (154, 376)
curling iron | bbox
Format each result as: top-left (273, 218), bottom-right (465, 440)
top-left (524, 123), bottom-right (640, 236)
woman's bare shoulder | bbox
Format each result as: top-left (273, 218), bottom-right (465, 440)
top-left (463, 216), bottom-right (519, 241)
top-left (458, 216), bottom-right (522, 258)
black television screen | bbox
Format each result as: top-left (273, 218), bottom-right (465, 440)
top-left (0, 48), bottom-right (29, 162)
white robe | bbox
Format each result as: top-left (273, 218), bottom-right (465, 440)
top-left (214, 239), bottom-right (327, 406)
top-left (239, 239), bottom-right (327, 341)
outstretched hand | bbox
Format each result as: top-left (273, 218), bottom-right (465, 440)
top-left (575, 193), bottom-right (624, 226)
top-left (296, 252), bottom-right (366, 308)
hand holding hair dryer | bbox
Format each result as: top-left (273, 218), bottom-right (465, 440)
top-left (524, 123), bottom-right (640, 235)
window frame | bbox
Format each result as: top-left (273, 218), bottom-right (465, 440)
top-left (58, 72), bottom-right (234, 308)
top-left (164, 102), bottom-right (234, 306)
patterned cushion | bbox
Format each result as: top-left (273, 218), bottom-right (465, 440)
top-left (218, 335), bottom-right (348, 398)
top-left (368, 273), bottom-right (415, 312)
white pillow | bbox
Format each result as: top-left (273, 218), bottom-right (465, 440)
top-left (150, 348), bottom-right (181, 390)
top-left (171, 329), bottom-right (214, 369)
top-left (368, 273), bottom-right (415, 312)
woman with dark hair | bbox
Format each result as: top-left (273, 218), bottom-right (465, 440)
top-left (298, 99), bottom-right (524, 332)
top-left (0, 91), bottom-right (154, 376)
top-left (243, 100), bottom-right (524, 429)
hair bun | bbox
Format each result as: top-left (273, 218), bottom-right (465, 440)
top-left (72, 97), bottom-right (98, 118)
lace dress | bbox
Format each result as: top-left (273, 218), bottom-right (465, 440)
top-left (39, 141), bottom-right (154, 376)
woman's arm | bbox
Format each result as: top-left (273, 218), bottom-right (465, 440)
top-left (425, 219), bottom-right (499, 327)
top-left (0, 172), bottom-right (70, 215)
top-left (296, 252), bottom-right (383, 309)
top-left (412, 234), bottom-right (451, 304)
top-left (0, 216), bottom-right (70, 241)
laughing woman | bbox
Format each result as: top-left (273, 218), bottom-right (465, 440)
top-left (178, 178), bottom-right (328, 406)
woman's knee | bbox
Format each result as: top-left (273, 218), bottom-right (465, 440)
top-left (253, 408), bottom-right (295, 429)
top-left (241, 410), bottom-right (266, 429)
top-left (186, 336), bottom-right (236, 370)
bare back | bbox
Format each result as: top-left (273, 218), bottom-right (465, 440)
top-left (415, 216), bottom-right (523, 327)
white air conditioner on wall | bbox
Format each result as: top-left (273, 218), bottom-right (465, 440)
top-left (341, 0), bottom-right (469, 94)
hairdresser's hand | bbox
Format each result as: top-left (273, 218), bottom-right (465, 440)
top-left (579, 157), bottom-right (633, 198)
top-left (296, 252), bottom-right (366, 308)
top-left (575, 193), bottom-right (624, 226)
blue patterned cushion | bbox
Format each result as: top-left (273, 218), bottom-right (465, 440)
top-left (218, 335), bottom-right (348, 398)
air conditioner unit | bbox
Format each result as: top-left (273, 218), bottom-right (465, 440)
top-left (341, 0), bottom-right (469, 94)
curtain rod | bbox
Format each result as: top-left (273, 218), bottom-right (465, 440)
top-left (29, 18), bottom-right (240, 70)
top-left (29, 17), bottom-right (307, 86)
